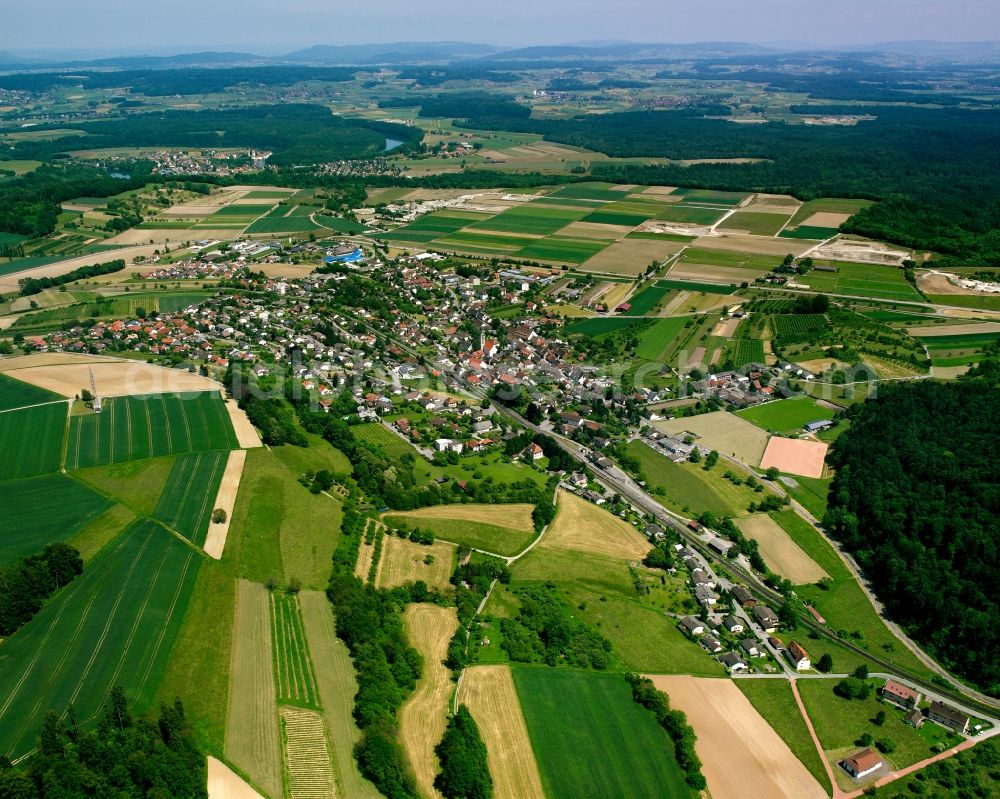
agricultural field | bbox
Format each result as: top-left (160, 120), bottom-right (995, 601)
top-left (771, 314), bottom-right (830, 339)
top-left (622, 284), bottom-right (670, 315)
top-left (399, 604), bottom-right (458, 799)
top-left (299, 591), bottom-right (383, 799)
top-left (719, 210), bottom-right (793, 236)
top-left (225, 580), bottom-right (282, 799)
top-left (513, 668), bottom-right (695, 799)
top-left (0, 474), bottom-right (111, 564)
top-left (245, 205), bottom-right (320, 234)
top-left (727, 337), bottom-right (767, 365)
top-left (781, 198), bottom-right (873, 239)
top-left (635, 316), bottom-right (689, 360)
top-left (801, 262), bottom-right (922, 302)
top-left (737, 396), bottom-right (838, 434)
top-left (736, 678), bottom-right (831, 790)
top-left (0, 401), bottom-right (67, 480)
top-left (0, 373), bottom-right (61, 411)
top-left (654, 410), bottom-right (770, 465)
top-left (375, 536), bottom-right (456, 591)
top-left (459, 665), bottom-right (546, 799)
top-left (271, 592), bottom-right (320, 709)
top-left (734, 514), bottom-right (829, 584)
top-left (152, 450), bottom-right (228, 547)
top-left (279, 707), bottom-right (338, 799)
top-left (384, 503), bottom-right (538, 557)
top-left (540, 489), bottom-right (650, 561)
top-left (66, 391), bottom-right (238, 469)
top-left (0, 519), bottom-right (201, 760)
top-left (650, 676), bottom-right (827, 799)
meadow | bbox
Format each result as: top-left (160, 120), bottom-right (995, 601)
top-left (0, 474), bottom-right (111, 564)
top-left (513, 668), bottom-right (695, 799)
top-left (0, 519), bottom-right (201, 760)
top-left (737, 396), bottom-right (837, 434)
top-left (635, 316), bottom-right (689, 360)
top-left (66, 392), bottom-right (238, 469)
top-left (626, 284), bottom-right (671, 315)
top-left (0, 402), bottom-right (67, 480)
top-left (719, 211), bottom-right (792, 236)
top-left (383, 511), bottom-right (536, 557)
top-left (0, 373), bottom-right (61, 411)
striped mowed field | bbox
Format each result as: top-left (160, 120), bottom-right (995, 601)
top-left (0, 519), bottom-right (201, 760)
top-left (66, 391), bottom-right (238, 469)
top-left (152, 450), bottom-right (229, 547)
top-left (0, 402), bottom-right (67, 481)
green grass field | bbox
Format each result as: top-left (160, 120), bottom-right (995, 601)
top-left (351, 421), bottom-right (421, 460)
top-left (152, 450), bottom-right (228, 547)
top-left (654, 205), bottom-right (727, 225)
top-left (769, 511), bottom-right (931, 677)
top-left (679, 247), bottom-right (780, 272)
top-left (0, 474), bottom-right (111, 564)
top-left (636, 317), bottom-right (689, 360)
top-left (655, 279), bottom-right (739, 294)
top-left (0, 519), bottom-right (201, 760)
top-left (228, 448), bottom-right (343, 591)
top-left (383, 514), bottom-right (536, 557)
top-left (73, 455), bottom-right (178, 518)
top-left (66, 392), bottom-right (237, 469)
top-left (735, 679), bottom-right (831, 790)
top-left (625, 441), bottom-right (761, 517)
top-left (0, 374), bottom-right (62, 411)
top-left (564, 317), bottom-right (648, 336)
top-left (0, 402), bottom-right (67, 480)
top-left (244, 211), bottom-right (319, 234)
top-left (797, 680), bottom-right (952, 769)
top-left (626, 285), bottom-right (670, 315)
top-left (785, 198), bottom-right (872, 230)
top-left (270, 591), bottom-right (320, 709)
top-left (469, 205), bottom-right (587, 236)
top-left (803, 262), bottom-right (922, 302)
top-left (313, 214), bottom-right (368, 234)
top-left (513, 668), bottom-right (695, 799)
top-left (737, 396), bottom-right (837, 434)
top-left (518, 235), bottom-right (607, 263)
top-left (719, 211), bottom-right (792, 236)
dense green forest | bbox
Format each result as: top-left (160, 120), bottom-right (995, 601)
top-left (0, 544), bottom-right (82, 637)
top-left (824, 379), bottom-right (1000, 694)
top-left (0, 66), bottom-right (358, 95)
top-left (458, 106), bottom-right (1000, 264)
top-left (9, 105), bottom-right (419, 167)
top-left (0, 690), bottom-right (206, 797)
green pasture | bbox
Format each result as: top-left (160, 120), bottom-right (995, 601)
top-left (655, 205), bottom-right (727, 225)
top-left (564, 317), bottom-right (648, 337)
top-left (152, 450), bottom-right (228, 547)
top-left (680, 247), bottom-right (781, 272)
top-left (780, 226), bottom-right (836, 240)
top-left (719, 211), bottom-right (792, 236)
top-left (0, 373), bottom-right (62, 411)
top-left (626, 285), bottom-right (670, 315)
top-left (0, 474), bottom-right (111, 564)
top-left (635, 317), bottom-right (688, 360)
top-left (513, 668), bottom-right (695, 799)
top-left (519, 235), bottom-right (608, 263)
top-left (0, 402), bottom-right (67, 480)
top-left (804, 262), bottom-right (922, 302)
top-left (469, 205), bottom-right (587, 236)
top-left (581, 210), bottom-right (649, 227)
top-left (655, 279), bottom-right (736, 295)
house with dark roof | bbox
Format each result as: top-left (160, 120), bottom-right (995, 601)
top-left (720, 652), bottom-right (748, 673)
top-left (927, 701), bottom-right (970, 734)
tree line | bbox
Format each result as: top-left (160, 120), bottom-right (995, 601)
top-left (19, 259), bottom-right (125, 297)
top-left (0, 543), bottom-right (82, 637)
top-left (0, 688), bottom-right (206, 797)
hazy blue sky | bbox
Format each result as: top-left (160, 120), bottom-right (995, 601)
top-left (4, 0), bottom-right (998, 54)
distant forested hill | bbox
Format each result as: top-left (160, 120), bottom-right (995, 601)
top-left (10, 104), bottom-right (418, 166)
top-left (824, 379), bottom-right (1000, 694)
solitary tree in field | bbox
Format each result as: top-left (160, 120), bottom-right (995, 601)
top-left (211, 508), bottom-right (227, 524)
top-left (817, 653), bottom-right (834, 673)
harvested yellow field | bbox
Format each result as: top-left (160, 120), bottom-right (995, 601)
top-left (0, 353), bottom-right (222, 397)
top-left (760, 437), bottom-right (829, 479)
top-left (354, 523), bottom-right (379, 583)
top-left (905, 321), bottom-right (1000, 337)
top-left (388, 503), bottom-right (535, 532)
top-left (300, 591), bottom-right (383, 799)
top-left (400, 604), bottom-right (459, 799)
top-left (541, 490), bottom-right (651, 560)
top-left (559, 221), bottom-right (634, 239)
top-left (0, 245), bottom-right (160, 293)
top-left (460, 665), bottom-right (545, 799)
top-left (694, 233), bottom-right (816, 257)
top-left (376, 537), bottom-right (455, 591)
top-left (206, 756), bottom-right (266, 799)
top-left (601, 281), bottom-right (634, 309)
top-left (735, 514), bottom-right (828, 584)
top-left (204, 449), bottom-right (246, 560)
top-left (580, 238), bottom-right (687, 276)
top-left (225, 581), bottom-right (282, 799)
top-left (280, 706), bottom-right (337, 799)
top-left (668, 262), bottom-right (766, 284)
top-left (647, 676), bottom-right (827, 799)
top-left (802, 212), bottom-right (851, 228)
top-left (223, 396), bottom-right (262, 448)
top-left (654, 411), bottom-right (770, 465)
